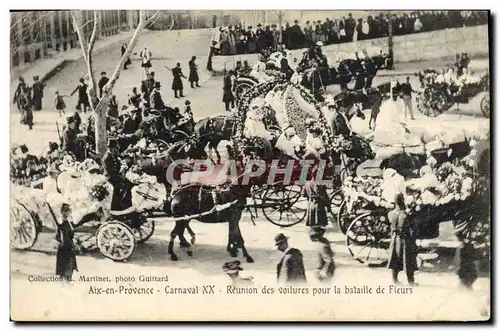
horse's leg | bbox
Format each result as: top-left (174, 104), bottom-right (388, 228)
top-left (168, 221), bottom-right (184, 261)
top-left (227, 217), bottom-right (238, 257)
top-left (178, 220), bottom-right (193, 256)
top-left (230, 209), bottom-right (254, 263)
top-left (186, 223), bottom-right (196, 245)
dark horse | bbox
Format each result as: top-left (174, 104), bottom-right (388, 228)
top-left (163, 165), bottom-right (254, 262)
top-left (194, 116), bottom-right (237, 164)
top-left (122, 139), bottom-right (207, 246)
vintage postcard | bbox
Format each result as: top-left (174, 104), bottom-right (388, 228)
top-left (10, 9), bottom-right (491, 321)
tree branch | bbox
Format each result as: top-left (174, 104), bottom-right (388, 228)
top-left (70, 11), bottom-right (89, 63)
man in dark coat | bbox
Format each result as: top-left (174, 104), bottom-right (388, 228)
top-left (55, 203), bottom-right (78, 282)
top-left (387, 194), bottom-right (418, 286)
top-left (222, 70), bottom-right (235, 111)
top-left (310, 227), bottom-right (335, 283)
top-left (400, 76), bottom-right (416, 120)
top-left (61, 116), bottom-right (81, 160)
top-left (291, 20), bottom-right (303, 49)
top-left (275, 233), bottom-right (307, 284)
top-left (121, 43), bottom-right (132, 70)
top-left (31, 76), bottom-right (44, 110)
top-left (98, 71), bottom-right (109, 98)
top-left (102, 138), bottom-right (133, 211)
top-left (172, 62), bottom-right (186, 98)
top-left (70, 78), bottom-right (90, 112)
top-left (188, 56), bottom-right (200, 88)
top-left (141, 72), bottom-right (155, 107)
top-left (150, 81), bottom-right (166, 111)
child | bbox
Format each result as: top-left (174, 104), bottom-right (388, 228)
top-left (53, 91), bottom-right (67, 117)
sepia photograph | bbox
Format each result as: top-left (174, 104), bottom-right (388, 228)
top-left (8, 7), bottom-right (491, 321)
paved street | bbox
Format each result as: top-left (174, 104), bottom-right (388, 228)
top-left (10, 29), bottom-right (491, 321)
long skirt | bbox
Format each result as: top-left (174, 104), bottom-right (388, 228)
top-left (387, 230), bottom-right (418, 274)
top-left (56, 244), bottom-right (78, 279)
top-left (222, 89), bottom-right (234, 103)
top-left (172, 77), bottom-right (183, 91)
top-left (304, 182), bottom-right (328, 228)
top-left (189, 69), bottom-right (199, 82)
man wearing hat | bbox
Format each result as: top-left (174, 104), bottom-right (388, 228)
top-left (275, 233), bottom-right (307, 284)
top-left (61, 116), bottom-right (81, 160)
top-left (172, 62), bottom-right (187, 98)
top-left (102, 138), bottom-right (133, 211)
top-left (70, 78), bottom-right (90, 112)
top-left (141, 73), bottom-right (155, 107)
top-left (98, 71), bottom-right (109, 99)
top-left (32, 76), bottom-right (44, 110)
top-left (150, 81), bottom-right (166, 111)
top-left (310, 226), bottom-right (335, 283)
top-left (55, 202), bottom-right (78, 282)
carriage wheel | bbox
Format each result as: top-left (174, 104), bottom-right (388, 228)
top-left (235, 83), bottom-right (253, 99)
top-left (96, 221), bottom-right (136, 261)
top-left (10, 205), bottom-right (39, 250)
top-left (346, 212), bottom-right (391, 266)
top-left (480, 94), bottom-right (490, 118)
top-left (416, 90), bottom-right (443, 117)
top-left (261, 185), bottom-right (307, 227)
top-left (327, 188), bottom-right (343, 217)
top-left (133, 219), bottom-right (155, 244)
top-left (336, 199), bottom-right (354, 235)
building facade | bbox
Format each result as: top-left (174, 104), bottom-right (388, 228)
top-left (10, 10), bottom-right (139, 70)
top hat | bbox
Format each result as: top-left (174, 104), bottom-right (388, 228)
top-left (223, 260), bottom-right (244, 274)
top-left (154, 81), bottom-right (161, 88)
top-left (185, 100), bottom-right (191, 105)
top-left (66, 116), bottom-right (75, 124)
top-left (274, 233), bottom-right (288, 246)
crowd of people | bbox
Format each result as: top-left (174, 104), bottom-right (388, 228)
top-left (211, 11), bottom-right (488, 56)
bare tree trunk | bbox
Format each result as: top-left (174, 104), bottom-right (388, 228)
top-left (71, 10), bottom-right (159, 157)
top-left (388, 15), bottom-right (394, 70)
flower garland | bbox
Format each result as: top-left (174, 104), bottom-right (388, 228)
top-left (89, 183), bottom-right (110, 202)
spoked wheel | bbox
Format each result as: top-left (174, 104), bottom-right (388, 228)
top-left (416, 89), bottom-right (447, 117)
top-left (327, 188), bottom-right (343, 217)
top-left (336, 199), bottom-right (356, 235)
top-left (261, 185), bottom-right (307, 227)
top-left (133, 218), bottom-right (155, 244)
top-left (10, 204), bottom-right (39, 250)
top-left (96, 221), bottom-right (136, 261)
top-left (346, 212), bottom-right (391, 267)
top-left (480, 94), bottom-right (490, 118)
top-left (235, 77), bottom-right (258, 99)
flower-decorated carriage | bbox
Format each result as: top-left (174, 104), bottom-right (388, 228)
top-left (10, 156), bottom-right (156, 262)
top-left (232, 75), bottom-right (375, 228)
top-left (415, 69), bottom-right (490, 118)
top-left (337, 137), bottom-right (490, 266)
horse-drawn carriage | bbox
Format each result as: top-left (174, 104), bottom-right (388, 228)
top-left (10, 160), bottom-right (156, 262)
top-left (233, 47), bottom-right (392, 100)
top-left (415, 70), bottom-right (490, 118)
top-left (335, 136), bottom-right (489, 266)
